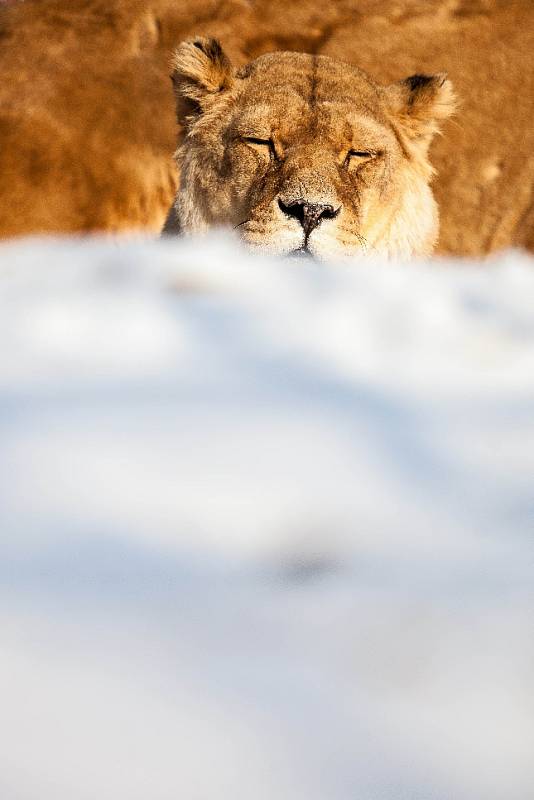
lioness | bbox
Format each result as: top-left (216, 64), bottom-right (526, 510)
top-left (1, 1), bottom-right (532, 251)
top-left (164, 38), bottom-right (455, 260)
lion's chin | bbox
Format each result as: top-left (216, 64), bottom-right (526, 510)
top-left (287, 246), bottom-right (315, 260)
top-left (239, 228), bottom-right (366, 262)
top-left (243, 239), bottom-right (320, 261)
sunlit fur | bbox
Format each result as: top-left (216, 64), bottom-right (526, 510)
top-left (165, 40), bottom-right (455, 260)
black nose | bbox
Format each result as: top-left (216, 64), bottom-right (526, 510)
top-left (278, 199), bottom-right (340, 235)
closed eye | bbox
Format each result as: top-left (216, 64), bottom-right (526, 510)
top-left (241, 136), bottom-right (276, 158)
top-left (344, 150), bottom-right (378, 169)
top-left (242, 137), bottom-right (272, 147)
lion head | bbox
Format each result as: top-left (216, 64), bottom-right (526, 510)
top-left (164, 38), bottom-right (455, 260)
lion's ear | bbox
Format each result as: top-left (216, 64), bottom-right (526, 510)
top-left (386, 73), bottom-right (456, 150)
top-left (171, 37), bottom-right (234, 124)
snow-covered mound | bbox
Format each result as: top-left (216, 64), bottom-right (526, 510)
top-left (1, 236), bottom-right (533, 800)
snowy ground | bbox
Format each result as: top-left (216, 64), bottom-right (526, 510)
top-left (1, 235), bottom-right (533, 800)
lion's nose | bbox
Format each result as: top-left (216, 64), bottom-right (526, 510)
top-left (278, 199), bottom-right (340, 235)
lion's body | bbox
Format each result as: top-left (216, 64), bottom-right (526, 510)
top-left (0, 0), bottom-right (533, 255)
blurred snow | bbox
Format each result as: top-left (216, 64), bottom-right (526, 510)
top-left (0, 235), bottom-right (533, 799)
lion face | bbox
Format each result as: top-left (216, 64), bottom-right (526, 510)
top-left (166, 39), bottom-right (455, 260)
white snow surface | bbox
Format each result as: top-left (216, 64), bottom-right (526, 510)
top-left (1, 235), bottom-right (533, 800)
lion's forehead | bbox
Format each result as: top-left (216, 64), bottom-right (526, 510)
top-left (238, 52), bottom-right (382, 107)
top-left (233, 55), bottom-right (391, 149)
top-left (231, 99), bottom-right (395, 153)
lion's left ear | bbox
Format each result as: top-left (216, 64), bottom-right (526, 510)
top-left (385, 73), bottom-right (456, 150)
top-left (171, 37), bottom-right (235, 124)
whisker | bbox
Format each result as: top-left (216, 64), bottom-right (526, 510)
top-left (234, 219), bottom-right (252, 230)
top-left (355, 233), bottom-right (370, 253)
top-left (334, 225), bottom-right (376, 254)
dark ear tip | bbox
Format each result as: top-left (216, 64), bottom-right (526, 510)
top-left (404, 73), bottom-right (449, 92)
top-left (193, 38), bottom-right (209, 52)
top-left (192, 36), bottom-right (224, 60)
top-left (404, 74), bottom-right (434, 92)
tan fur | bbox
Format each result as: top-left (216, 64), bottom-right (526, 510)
top-left (166, 41), bottom-right (454, 259)
top-left (0, 0), bottom-right (533, 256)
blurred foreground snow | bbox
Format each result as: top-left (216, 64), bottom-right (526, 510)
top-left (0, 235), bottom-right (533, 799)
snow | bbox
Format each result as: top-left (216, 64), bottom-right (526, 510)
top-left (0, 234), bottom-right (533, 799)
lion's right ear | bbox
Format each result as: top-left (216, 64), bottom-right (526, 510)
top-left (171, 37), bottom-right (234, 124)
top-left (385, 73), bottom-right (456, 152)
